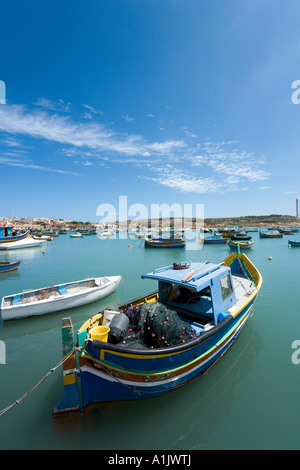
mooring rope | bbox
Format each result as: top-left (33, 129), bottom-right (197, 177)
top-left (0, 346), bottom-right (77, 417)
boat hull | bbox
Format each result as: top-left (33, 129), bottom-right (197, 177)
top-left (0, 238), bottom-right (47, 250)
top-left (288, 240), bottom-right (300, 246)
top-left (1, 276), bottom-right (122, 321)
top-left (202, 237), bottom-right (227, 244)
top-left (229, 241), bottom-right (254, 250)
top-left (145, 238), bottom-right (186, 248)
top-left (76, 303), bottom-right (253, 406)
top-left (259, 231), bottom-right (283, 238)
top-left (0, 261), bottom-right (21, 273)
top-left (53, 253), bottom-right (262, 414)
top-left (0, 230), bottom-right (30, 243)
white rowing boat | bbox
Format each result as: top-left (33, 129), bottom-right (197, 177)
top-left (0, 275), bottom-right (122, 320)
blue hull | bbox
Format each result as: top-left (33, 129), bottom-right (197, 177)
top-left (0, 230), bottom-right (30, 243)
top-left (78, 302), bottom-right (254, 406)
top-left (0, 260), bottom-right (21, 273)
top-left (145, 238), bottom-right (186, 248)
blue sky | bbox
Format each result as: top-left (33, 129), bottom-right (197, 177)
top-left (0, 0), bottom-right (300, 222)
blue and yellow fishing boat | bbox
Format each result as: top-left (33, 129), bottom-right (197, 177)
top-left (0, 226), bottom-right (30, 244)
top-left (201, 235), bottom-right (228, 244)
top-left (0, 260), bottom-right (21, 274)
top-left (228, 240), bottom-right (254, 250)
top-left (53, 252), bottom-right (262, 416)
top-left (259, 230), bottom-right (283, 238)
top-left (144, 237), bottom-right (186, 248)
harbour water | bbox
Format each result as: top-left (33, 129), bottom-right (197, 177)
top-left (0, 231), bottom-right (300, 450)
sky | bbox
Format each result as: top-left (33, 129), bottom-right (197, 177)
top-left (0, 0), bottom-right (300, 223)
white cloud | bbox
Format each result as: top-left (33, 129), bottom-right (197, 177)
top-left (0, 105), bottom-right (184, 158)
top-left (0, 155), bottom-right (83, 176)
top-left (83, 104), bottom-right (103, 115)
top-left (0, 104), bottom-right (271, 192)
top-left (122, 114), bottom-right (134, 122)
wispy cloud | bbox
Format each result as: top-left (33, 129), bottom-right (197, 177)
top-left (122, 114), bottom-right (134, 122)
top-left (35, 97), bottom-right (72, 113)
top-left (0, 155), bottom-right (83, 176)
top-left (0, 103), bottom-right (271, 192)
top-left (83, 104), bottom-right (103, 115)
top-left (0, 105), bottom-right (184, 158)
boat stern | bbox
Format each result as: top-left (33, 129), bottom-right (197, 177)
top-left (52, 317), bottom-right (81, 417)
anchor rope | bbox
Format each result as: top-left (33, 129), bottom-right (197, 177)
top-left (0, 346), bottom-right (79, 418)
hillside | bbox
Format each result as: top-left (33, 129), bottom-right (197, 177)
top-left (204, 214), bottom-right (300, 228)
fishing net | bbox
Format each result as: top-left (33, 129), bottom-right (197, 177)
top-left (124, 302), bottom-right (195, 348)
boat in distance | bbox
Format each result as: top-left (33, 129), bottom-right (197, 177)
top-left (228, 240), bottom-right (254, 250)
top-left (1, 275), bottom-right (122, 321)
top-left (53, 252), bottom-right (262, 415)
top-left (288, 240), bottom-right (300, 247)
top-left (259, 230), bottom-right (283, 238)
top-left (0, 237), bottom-right (47, 250)
top-left (144, 237), bottom-right (186, 248)
top-left (201, 235), bottom-right (227, 244)
top-left (70, 233), bottom-right (84, 238)
top-left (0, 260), bottom-right (21, 274)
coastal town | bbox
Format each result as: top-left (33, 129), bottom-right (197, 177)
top-left (1, 213), bottom-right (299, 234)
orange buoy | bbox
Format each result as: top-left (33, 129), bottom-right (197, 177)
top-left (128, 244), bottom-right (132, 248)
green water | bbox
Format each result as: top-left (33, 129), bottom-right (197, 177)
top-left (0, 231), bottom-right (300, 450)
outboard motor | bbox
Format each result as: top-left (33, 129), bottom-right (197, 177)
top-left (108, 313), bottom-right (129, 344)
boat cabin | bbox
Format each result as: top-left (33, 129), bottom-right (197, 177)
top-left (0, 226), bottom-right (14, 238)
top-left (141, 261), bottom-right (236, 327)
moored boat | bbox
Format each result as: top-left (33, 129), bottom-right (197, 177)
top-left (278, 228), bottom-right (297, 235)
top-left (201, 235), bottom-right (227, 244)
top-left (0, 260), bottom-right (21, 274)
top-left (288, 240), bottom-right (300, 247)
top-left (0, 275), bottom-right (122, 321)
top-left (70, 233), bottom-right (84, 238)
top-left (259, 231), bottom-right (283, 238)
top-left (53, 252), bottom-right (262, 415)
top-left (0, 226), bottom-right (30, 244)
top-left (144, 237), bottom-right (186, 248)
top-left (228, 240), bottom-right (254, 250)
top-left (230, 231), bottom-right (252, 241)
top-left (0, 238), bottom-right (47, 250)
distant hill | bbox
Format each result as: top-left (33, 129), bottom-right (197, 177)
top-left (204, 214), bottom-right (300, 228)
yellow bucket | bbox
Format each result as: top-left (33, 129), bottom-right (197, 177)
top-left (89, 325), bottom-right (110, 342)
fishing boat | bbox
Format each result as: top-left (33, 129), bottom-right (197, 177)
top-left (33, 235), bottom-right (53, 241)
top-left (201, 235), bottom-right (227, 244)
top-left (278, 228), bottom-right (297, 235)
top-left (230, 231), bottom-right (252, 241)
top-left (259, 231), bottom-right (283, 238)
top-left (0, 237), bottom-right (47, 250)
top-left (0, 260), bottom-right (21, 274)
top-left (288, 240), bottom-right (300, 247)
top-left (0, 275), bottom-right (122, 321)
top-left (53, 252), bottom-right (262, 415)
top-left (144, 237), bottom-right (186, 248)
top-left (217, 230), bottom-right (235, 238)
top-left (228, 240), bottom-right (254, 250)
top-left (0, 226), bottom-right (30, 244)
top-left (70, 233), bottom-right (84, 238)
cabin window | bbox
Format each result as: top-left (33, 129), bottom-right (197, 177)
top-left (220, 274), bottom-right (233, 301)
